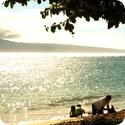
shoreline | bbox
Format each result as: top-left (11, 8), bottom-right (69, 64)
top-left (18, 117), bottom-right (82, 125)
top-left (18, 109), bottom-right (125, 125)
top-left (1, 103), bottom-right (125, 124)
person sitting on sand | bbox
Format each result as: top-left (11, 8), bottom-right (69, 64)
top-left (92, 95), bottom-right (112, 115)
top-left (75, 104), bottom-right (85, 117)
top-left (108, 105), bottom-right (116, 114)
top-left (70, 105), bottom-right (77, 117)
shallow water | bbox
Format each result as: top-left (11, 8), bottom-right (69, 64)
top-left (0, 52), bottom-right (125, 124)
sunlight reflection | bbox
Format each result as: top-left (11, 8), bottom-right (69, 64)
top-left (0, 52), bottom-right (125, 57)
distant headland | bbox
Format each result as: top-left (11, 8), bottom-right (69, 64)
top-left (0, 39), bottom-right (125, 53)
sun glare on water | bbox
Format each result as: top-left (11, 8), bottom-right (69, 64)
top-left (0, 52), bottom-right (125, 58)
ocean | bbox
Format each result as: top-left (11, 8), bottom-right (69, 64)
top-left (0, 52), bottom-right (125, 124)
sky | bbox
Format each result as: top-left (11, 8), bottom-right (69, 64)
top-left (0, 0), bottom-right (125, 50)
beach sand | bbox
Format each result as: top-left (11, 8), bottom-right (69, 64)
top-left (18, 117), bottom-right (82, 125)
top-left (18, 110), bottom-right (125, 125)
top-left (18, 119), bottom-right (60, 125)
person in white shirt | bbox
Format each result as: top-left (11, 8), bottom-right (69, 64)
top-left (92, 95), bottom-right (112, 115)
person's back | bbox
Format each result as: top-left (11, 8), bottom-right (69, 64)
top-left (92, 95), bottom-right (112, 115)
top-left (70, 105), bottom-right (76, 117)
top-left (93, 97), bottom-right (108, 111)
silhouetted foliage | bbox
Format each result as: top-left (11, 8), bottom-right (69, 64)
top-left (3, 0), bottom-right (125, 34)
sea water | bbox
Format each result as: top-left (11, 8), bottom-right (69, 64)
top-left (0, 52), bottom-right (125, 124)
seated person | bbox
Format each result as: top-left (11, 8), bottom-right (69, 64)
top-left (108, 105), bottom-right (116, 113)
top-left (75, 104), bottom-right (85, 117)
top-left (70, 105), bottom-right (77, 117)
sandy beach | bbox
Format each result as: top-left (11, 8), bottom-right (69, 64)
top-left (17, 110), bottom-right (125, 125)
top-left (18, 117), bottom-right (82, 125)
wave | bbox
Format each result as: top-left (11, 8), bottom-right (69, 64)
top-left (47, 95), bottom-right (103, 106)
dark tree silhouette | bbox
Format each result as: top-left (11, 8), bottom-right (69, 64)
top-left (3, 0), bottom-right (125, 34)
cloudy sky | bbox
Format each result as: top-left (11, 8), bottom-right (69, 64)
top-left (0, 0), bottom-right (125, 49)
